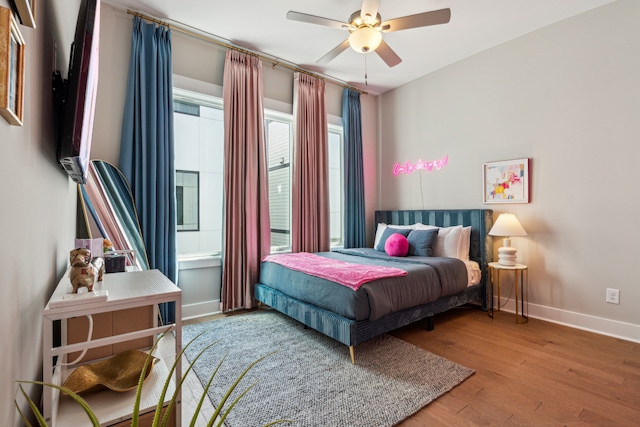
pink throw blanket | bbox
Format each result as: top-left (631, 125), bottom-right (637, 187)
top-left (262, 252), bottom-right (407, 291)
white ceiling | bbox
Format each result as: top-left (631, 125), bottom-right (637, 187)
top-left (104, 0), bottom-right (616, 95)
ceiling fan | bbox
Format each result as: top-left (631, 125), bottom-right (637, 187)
top-left (287, 0), bottom-right (451, 68)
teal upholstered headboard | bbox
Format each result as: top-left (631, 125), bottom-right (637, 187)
top-left (374, 209), bottom-right (494, 271)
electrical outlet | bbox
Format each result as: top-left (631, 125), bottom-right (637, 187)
top-left (606, 288), bottom-right (620, 304)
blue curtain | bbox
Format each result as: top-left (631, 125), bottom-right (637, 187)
top-left (119, 17), bottom-right (177, 323)
top-left (342, 89), bottom-right (366, 248)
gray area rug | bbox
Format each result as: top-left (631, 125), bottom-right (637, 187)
top-left (182, 310), bottom-right (473, 427)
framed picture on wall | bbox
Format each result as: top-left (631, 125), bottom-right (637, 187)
top-left (482, 158), bottom-right (530, 203)
top-left (0, 6), bottom-right (25, 126)
top-left (11, 0), bottom-right (36, 28)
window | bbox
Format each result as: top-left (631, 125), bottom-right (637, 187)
top-left (173, 90), bottom-right (224, 257)
top-left (173, 88), bottom-right (344, 256)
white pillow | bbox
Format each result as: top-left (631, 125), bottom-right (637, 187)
top-left (415, 224), bottom-right (469, 259)
top-left (458, 226), bottom-right (472, 261)
top-left (436, 225), bottom-right (462, 258)
top-left (373, 223), bottom-right (417, 248)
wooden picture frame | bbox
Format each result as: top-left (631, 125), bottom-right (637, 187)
top-left (482, 158), bottom-right (530, 203)
top-left (11, 0), bottom-right (36, 28)
top-left (0, 6), bottom-right (25, 126)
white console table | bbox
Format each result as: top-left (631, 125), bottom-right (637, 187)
top-left (43, 269), bottom-right (182, 426)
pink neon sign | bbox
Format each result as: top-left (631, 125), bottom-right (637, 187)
top-left (393, 155), bottom-right (449, 176)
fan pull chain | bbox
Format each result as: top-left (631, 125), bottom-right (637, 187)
top-left (364, 53), bottom-right (368, 86)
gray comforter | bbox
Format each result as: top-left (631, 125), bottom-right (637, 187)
top-left (258, 248), bottom-right (468, 321)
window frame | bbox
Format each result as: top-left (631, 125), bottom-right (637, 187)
top-left (327, 123), bottom-right (345, 248)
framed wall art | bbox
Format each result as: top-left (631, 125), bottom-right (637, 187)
top-left (11, 0), bottom-right (36, 28)
top-left (0, 6), bottom-right (25, 126)
top-left (483, 158), bottom-right (530, 203)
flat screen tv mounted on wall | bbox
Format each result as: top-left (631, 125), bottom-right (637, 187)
top-left (53, 0), bottom-right (100, 185)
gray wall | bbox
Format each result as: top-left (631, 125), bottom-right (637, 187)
top-left (379, 0), bottom-right (639, 338)
top-left (2, 0), bottom-right (78, 424)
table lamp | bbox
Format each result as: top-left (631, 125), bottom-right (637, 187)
top-left (489, 213), bottom-right (527, 266)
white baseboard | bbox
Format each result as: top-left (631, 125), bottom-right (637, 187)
top-left (182, 296), bottom-right (640, 343)
top-left (182, 299), bottom-right (222, 321)
top-left (496, 297), bottom-right (640, 344)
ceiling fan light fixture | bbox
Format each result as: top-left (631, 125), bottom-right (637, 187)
top-left (348, 26), bottom-right (382, 53)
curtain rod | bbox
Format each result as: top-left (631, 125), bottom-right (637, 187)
top-left (126, 9), bottom-right (367, 95)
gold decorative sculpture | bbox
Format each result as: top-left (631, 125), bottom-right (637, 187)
top-left (62, 349), bottom-right (156, 394)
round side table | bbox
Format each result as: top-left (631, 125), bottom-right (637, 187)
top-left (488, 262), bottom-right (528, 324)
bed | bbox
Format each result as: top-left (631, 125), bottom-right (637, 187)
top-left (254, 209), bottom-right (493, 363)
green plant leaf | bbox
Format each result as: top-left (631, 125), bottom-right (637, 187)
top-left (209, 351), bottom-right (289, 427)
top-left (156, 333), bottom-right (220, 427)
top-left (131, 329), bottom-right (165, 427)
top-left (130, 327), bottom-right (216, 427)
top-left (131, 327), bottom-right (179, 427)
top-left (15, 385), bottom-right (38, 427)
top-left (16, 380), bottom-right (100, 426)
top-left (213, 378), bottom-right (259, 426)
top-left (189, 352), bottom-right (227, 427)
top-left (262, 420), bottom-right (292, 426)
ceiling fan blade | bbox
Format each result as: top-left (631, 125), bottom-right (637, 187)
top-left (375, 40), bottom-right (402, 67)
top-left (286, 11), bottom-right (348, 31)
top-left (360, 0), bottom-right (381, 21)
top-left (381, 8), bottom-right (451, 32)
top-left (317, 39), bottom-right (350, 65)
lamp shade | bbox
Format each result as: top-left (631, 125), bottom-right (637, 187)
top-left (489, 213), bottom-right (527, 237)
top-left (489, 213), bottom-right (527, 266)
top-left (348, 27), bottom-right (382, 53)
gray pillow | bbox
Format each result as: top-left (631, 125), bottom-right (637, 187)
top-left (407, 229), bottom-right (439, 257)
top-left (375, 227), bottom-right (412, 251)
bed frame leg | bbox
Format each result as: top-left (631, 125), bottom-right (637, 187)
top-left (349, 346), bottom-right (355, 364)
top-left (426, 315), bottom-right (435, 331)
top-left (257, 302), bottom-right (262, 310)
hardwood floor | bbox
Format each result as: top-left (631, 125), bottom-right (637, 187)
top-left (391, 307), bottom-right (640, 426)
top-left (173, 308), bottom-right (640, 426)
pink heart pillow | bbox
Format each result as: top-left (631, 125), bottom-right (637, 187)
top-left (384, 233), bottom-right (409, 257)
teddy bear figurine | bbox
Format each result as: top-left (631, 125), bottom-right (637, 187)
top-left (69, 248), bottom-right (105, 293)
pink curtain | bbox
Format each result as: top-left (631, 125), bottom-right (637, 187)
top-left (221, 50), bottom-right (271, 312)
top-left (291, 73), bottom-right (330, 253)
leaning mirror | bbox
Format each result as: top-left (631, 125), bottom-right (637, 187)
top-left (80, 160), bottom-right (150, 271)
